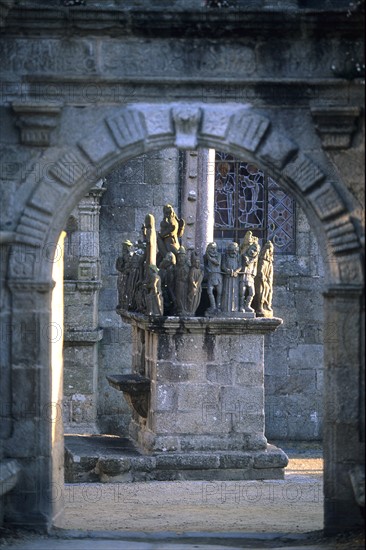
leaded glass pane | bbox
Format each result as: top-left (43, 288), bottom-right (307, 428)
top-left (214, 153), bottom-right (295, 255)
top-left (267, 177), bottom-right (296, 254)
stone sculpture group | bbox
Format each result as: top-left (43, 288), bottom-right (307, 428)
top-left (116, 204), bottom-right (274, 318)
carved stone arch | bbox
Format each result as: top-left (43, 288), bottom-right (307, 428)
top-left (5, 101), bottom-right (364, 533)
top-left (9, 102), bottom-right (363, 287)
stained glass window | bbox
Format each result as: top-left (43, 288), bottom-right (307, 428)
top-left (214, 152), bottom-right (295, 254)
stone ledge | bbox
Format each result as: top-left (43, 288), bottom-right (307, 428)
top-left (118, 310), bottom-right (283, 335)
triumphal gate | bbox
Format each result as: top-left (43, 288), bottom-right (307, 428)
top-left (0, 0), bottom-right (364, 535)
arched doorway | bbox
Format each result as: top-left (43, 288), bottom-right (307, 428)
top-left (5, 103), bottom-right (364, 533)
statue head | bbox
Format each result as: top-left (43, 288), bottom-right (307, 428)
top-left (163, 204), bottom-right (174, 218)
top-left (160, 251), bottom-right (176, 268)
top-left (191, 251), bottom-right (200, 267)
top-left (227, 241), bottom-right (239, 255)
top-left (206, 242), bottom-right (218, 255)
top-left (263, 240), bottom-right (274, 259)
top-left (240, 231), bottom-right (254, 254)
top-left (123, 239), bottom-right (133, 249)
top-left (176, 246), bottom-right (187, 263)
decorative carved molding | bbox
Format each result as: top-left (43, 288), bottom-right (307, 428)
top-left (12, 103), bottom-right (62, 147)
top-left (171, 106), bottom-right (202, 149)
top-left (64, 280), bottom-right (102, 292)
top-left (8, 280), bottom-right (55, 293)
top-left (311, 107), bottom-right (361, 150)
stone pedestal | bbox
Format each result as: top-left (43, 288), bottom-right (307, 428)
top-left (115, 311), bottom-right (288, 480)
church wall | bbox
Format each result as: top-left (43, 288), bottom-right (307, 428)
top-left (264, 205), bottom-right (324, 441)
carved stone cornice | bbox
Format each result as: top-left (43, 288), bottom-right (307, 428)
top-left (118, 310), bottom-right (283, 335)
top-left (7, 279), bottom-right (55, 293)
top-left (12, 103), bottom-right (62, 147)
top-left (311, 107), bottom-right (361, 150)
top-left (64, 280), bottom-right (102, 293)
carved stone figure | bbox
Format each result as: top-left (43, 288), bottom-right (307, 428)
top-left (204, 241), bottom-right (223, 314)
top-left (157, 203), bottom-right (185, 263)
top-left (254, 240), bottom-right (274, 317)
top-left (239, 232), bottom-right (260, 313)
top-left (142, 213), bottom-right (157, 267)
top-left (126, 244), bottom-right (145, 312)
top-left (187, 251), bottom-right (203, 315)
top-left (221, 241), bottom-right (241, 313)
top-left (174, 246), bottom-right (190, 315)
top-left (159, 251), bottom-right (177, 315)
top-left (116, 240), bottom-right (133, 309)
top-left (145, 265), bottom-right (164, 316)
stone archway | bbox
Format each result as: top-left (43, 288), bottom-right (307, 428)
top-left (5, 102), bottom-right (364, 532)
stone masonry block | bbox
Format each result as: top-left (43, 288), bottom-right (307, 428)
top-left (220, 387), bottom-right (263, 417)
top-left (157, 334), bottom-right (174, 360)
top-left (153, 183), bottom-right (178, 207)
top-left (157, 362), bottom-right (205, 383)
top-left (288, 344), bottom-right (323, 370)
top-left (235, 362), bottom-right (262, 386)
top-left (150, 412), bottom-right (177, 434)
top-left (144, 158), bottom-right (179, 185)
top-left (214, 334), bottom-right (262, 364)
top-left (264, 371), bottom-right (316, 395)
top-left (264, 345), bottom-right (289, 376)
top-left (232, 413), bottom-right (264, 434)
top-left (253, 446), bottom-right (289, 469)
top-left (99, 204), bottom-right (135, 230)
top-left (206, 363), bottom-right (234, 384)
top-left (154, 383), bottom-right (176, 412)
top-left (173, 334), bottom-right (205, 363)
top-left (155, 453), bottom-right (219, 471)
top-left (219, 453), bottom-right (253, 469)
top-left (177, 384), bottom-right (220, 414)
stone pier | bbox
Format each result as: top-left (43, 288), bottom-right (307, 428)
top-left (108, 311), bottom-right (288, 481)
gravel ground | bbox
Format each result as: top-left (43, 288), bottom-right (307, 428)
top-left (1, 443), bottom-right (364, 548)
top-left (60, 455), bottom-right (323, 533)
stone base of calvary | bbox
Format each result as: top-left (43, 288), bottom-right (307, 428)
top-left (107, 204), bottom-right (288, 481)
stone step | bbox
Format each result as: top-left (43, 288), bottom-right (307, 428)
top-left (64, 435), bottom-right (288, 483)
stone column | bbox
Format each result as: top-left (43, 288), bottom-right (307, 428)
top-left (5, 275), bottom-right (55, 529)
top-left (181, 149), bottom-right (215, 258)
top-left (323, 286), bottom-right (365, 533)
top-left (63, 183), bottom-right (105, 433)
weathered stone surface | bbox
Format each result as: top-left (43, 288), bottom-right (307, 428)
top-left (1, 0), bottom-right (364, 534)
top-left (64, 435), bottom-right (287, 483)
top-left (253, 445), bottom-right (289, 469)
